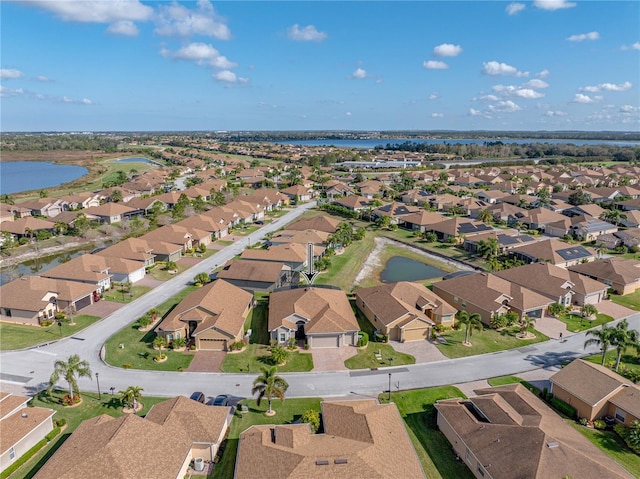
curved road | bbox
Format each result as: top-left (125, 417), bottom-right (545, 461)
top-left (2, 202), bottom-right (638, 402)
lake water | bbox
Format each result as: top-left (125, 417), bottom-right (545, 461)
top-left (0, 246), bottom-right (93, 286)
top-left (116, 157), bottom-right (154, 164)
top-left (380, 256), bottom-right (446, 283)
top-left (0, 161), bottom-right (88, 195)
top-left (277, 138), bottom-right (639, 148)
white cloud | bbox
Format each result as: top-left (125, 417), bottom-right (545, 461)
top-left (29, 0), bottom-right (153, 23)
top-left (506, 3), bottom-right (526, 15)
top-left (36, 75), bottom-right (52, 82)
top-left (534, 0), bottom-right (576, 11)
top-left (431, 113), bottom-right (444, 118)
top-left (620, 105), bottom-right (639, 113)
top-left (433, 43), bottom-right (462, 57)
top-left (573, 93), bottom-right (602, 104)
top-left (423, 60), bottom-right (449, 70)
top-left (164, 43), bottom-right (236, 69)
top-left (479, 94), bottom-right (500, 101)
top-left (536, 69), bottom-right (550, 78)
top-left (345, 112), bottom-right (352, 116)
top-left (580, 81), bottom-right (632, 92)
top-left (469, 108), bottom-right (482, 116)
top-left (0, 86), bottom-right (24, 97)
top-left (82, 98), bottom-right (94, 105)
top-left (621, 42), bottom-right (640, 51)
top-left (482, 61), bottom-right (528, 77)
top-left (545, 110), bottom-right (567, 117)
top-left (567, 31), bottom-right (600, 42)
top-left (155, 0), bottom-right (230, 39)
top-left (351, 68), bottom-right (367, 79)
top-left (428, 93), bottom-right (439, 100)
top-left (492, 84), bottom-right (544, 99)
top-left (107, 20), bottom-right (139, 36)
top-left (523, 79), bottom-right (549, 89)
top-left (0, 69), bottom-right (24, 79)
top-left (62, 96), bottom-right (74, 103)
top-left (213, 70), bottom-right (247, 84)
top-left (287, 24), bottom-right (327, 42)
top-left (488, 100), bottom-right (522, 112)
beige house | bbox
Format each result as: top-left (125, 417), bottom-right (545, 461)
top-left (568, 258), bottom-right (640, 295)
top-left (156, 279), bottom-right (253, 350)
top-left (82, 203), bottom-right (137, 224)
top-left (510, 238), bottom-right (597, 267)
top-left (269, 287), bottom-right (359, 348)
top-left (356, 282), bottom-right (457, 341)
top-left (40, 254), bottom-right (114, 292)
top-left (550, 359), bottom-right (640, 425)
top-left (0, 393), bottom-right (54, 473)
top-left (435, 384), bottom-right (631, 479)
top-left (235, 400), bottom-right (426, 479)
top-left (34, 396), bottom-right (231, 479)
top-left (286, 214), bottom-right (341, 233)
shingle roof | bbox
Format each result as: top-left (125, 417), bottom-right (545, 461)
top-left (217, 260), bottom-right (288, 283)
top-left (0, 276), bottom-right (97, 312)
top-left (1, 399), bottom-right (54, 455)
top-left (568, 257), bottom-right (640, 286)
top-left (287, 215), bottom-right (341, 233)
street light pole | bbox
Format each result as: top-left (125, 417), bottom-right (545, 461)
top-left (388, 373), bottom-right (392, 401)
top-left (95, 372), bottom-right (101, 400)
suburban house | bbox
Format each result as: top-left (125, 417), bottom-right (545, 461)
top-left (156, 279), bottom-right (253, 350)
top-left (45, 253), bottom-right (145, 286)
top-left (618, 209), bottom-right (640, 228)
top-left (241, 243), bottom-right (318, 272)
top-left (549, 359), bottom-right (640, 426)
top-left (235, 399), bottom-right (426, 479)
top-left (141, 226), bottom-right (195, 253)
top-left (435, 384), bottom-right (631, 479)
top-left (324, 181), bottom-right (355, 199)
top-left (17, 198), bottom-right (64, 218)
top-left (281, 185), bottom-right (315, 202)
top-left (373, 202), bottom-right (420, 224)
top-left (286, 215), bottom-right (341, 234)
top-left (33, 396), bottom-right (231, 479)
top-left (82, 203), bottom-right (137, 224)
top-left (356, 282), bottom-right (457, 341)
top-left (93, 237), bottom-right (156, 268)
top-left (0, 393), bottom-right (55, 474)
top-left (40, 254), bottom-right (113, 292)
top-left (0, 217), bottom-right (56, 239)
top-left (568, 258), bottom-right (640, 295)
top-left (494, 262), bottom-right (608, 307)
top-left (509, 238), bottom-right (597, 267)
top-left (0, 276), bottom-right (98, 325)
top-left (463, 230), bottom-right (537, 255)
top-left (425, 217), bottom-right (493, 243)
top-left (399, 210), bottom-right (446, 233)
top-left (332, 195), bottom-right (372, 212)
top-left (216, 260), bottom-right (297, 292)
top-left (0, 204), bottom-right (14, 223)
top-left (268, 286), bottom-right (359, 348)
top-left (400, 188), bottom-right (432, 205)
top-left (432, 272), bottom-right (553, 324)
top-left (269, 229), bottom-right (330, 247)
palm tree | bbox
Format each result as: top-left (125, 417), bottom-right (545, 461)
top-left (518, 315), bottom-right (535, 337)
top-left (581, 304), bottom-right (598, 319)
top-left (584, 324), bottom-right (615, 365)
top-left (478, 208), bottom-right (493, 224)
top-left (251, 366), bottom-right (289, 415)
top-left (456, 311), bottom-right (483, 346)
top-left (119, 386), bottom-right (143, 409)
top-left (610, 320), bottom-right (640, 372)
top-left (48, 354), bottom-right (92, 400)
top-left (601, 209), bottom-right (627, 226)
top-left (153, 336), bottom-right (166, 359)
top-left (477, 237), bottom-right (500, 259)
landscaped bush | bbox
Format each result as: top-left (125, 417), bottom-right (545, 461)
top-left (490, 315), bottom-right (508, 329)
top-left (54, 418), bottom-right (67, 428)
top-left (578, 417), bottom-right (588, 426)
top-left (0, 438), bottom-right (48, 479)
top-left (171, 337), bottom-right (186, 349)
top-left (40, 320), bottom-right (53, 327)
top-left (62, 394), bottom-right (81, 406)
top-left (374, 332), bottom-right (388, 343)
top-left (550, 397), bottom-right (577, 419)
top-left (45, 427), bottom-right (61, 442)
top-left (357, 331), bottom-right (369, 347)
top-left (228, 341), bottom-right (245, 351)
top-left (593, 419), bottom-right (606, 430)
top-left (614, 421), bottom-right (640, 454)
top-left (300, 409), bottom-right (321, 433)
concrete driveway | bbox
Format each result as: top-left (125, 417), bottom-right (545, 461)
top-left (186, 351), bottom-right (226, 373)
top-left (311, 348), bottom-right (358, 371)
top-left (390, 340), bottom-right (448, 363)
top-left (596, 299), bottom-right (636, 320)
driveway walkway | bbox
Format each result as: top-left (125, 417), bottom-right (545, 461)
top-left (80, 300), bottom-right (125, 319)
top-left (596, 299), bottom-right (636, 320)
top-left (185, 351), bottom-right (226, 373)
top-left (534, 316), bottom-right (568, 341)
top-left (390, 339), bottom-right (447, 363)
top-left (310, 348), bottom-right (358, 371)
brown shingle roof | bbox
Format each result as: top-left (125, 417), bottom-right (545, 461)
top-left (287, 215), bottom-right (341, 233)
top-left (39, 254), bottom-right (113, 284)
top-left (568, 258), bottom-right (640, 286)
top-left (217, 260), bottom-right (288, 283)
top-left (1, 399), bottom-right (54, 455)
top-left (0, 276), bottom-right (97, 312)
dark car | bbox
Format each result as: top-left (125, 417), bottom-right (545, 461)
top-left (254, 220), bottom-right (264, 225)
top-left (212, 394), bottom-right (229, 406)
top-left (189, 392), bottom-right (205, 403)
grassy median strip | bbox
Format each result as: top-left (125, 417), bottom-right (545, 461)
top-left (222, 344), bottom-right (313, 373)
top-left (0, 315), bottom-right (100, 351)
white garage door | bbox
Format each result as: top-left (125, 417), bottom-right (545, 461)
top-left (311, 335), bottom-right (340, 348)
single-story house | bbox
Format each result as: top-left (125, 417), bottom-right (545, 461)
top-left (269, 286), bottom-right (359, 348)
top-left (93, 237), bottom-right (156, 268)
top-left (280, 185), bottom-right (315, 202)
top-left (425, 217), bottom-right (493, 242)
top-left (141, 226), bottom-right (194, 253)
top-left (332, 195), bottom-right (372, 212)
top-left (217, 260), bottom-right (297, 292)
top-left (40, 254), bottom-right (113, 292)
top-left (356, 282), bottom-right (457, 341)
top-left (268, 229), bottom-right (330, 247)
top-left (0, 393), bottom-right (55, 473)
top-left (286, 215), bottom-right (341, 234)
top-left (156, 279), bottom-right (253, 350)
top-left (509, 238), bottom-right (597, 268)
top-left (568, 258), bottom-right (640, 295)
top-left (618, 209), bottom-right (640, 228)
top-left (400, 210), bottom-right (446, 233)
top-left (435, 384), bottom-right (631, 479)
top-left (33, 396), bottom-right (231, 479)
top-left (82, 203), bottom-right (137, 224)
top-left (235, 400), bottom-right (426, 479)
top-left (550, 359), bottom-right (640, 426)
top-left (432, 272), bottom-right (553, 325)
top-left (241, 243), bottom-right (318, 272)
top-left (0, 217), bottom-right (56, 238)
top-left (463, 231), bottom-right (537, 255)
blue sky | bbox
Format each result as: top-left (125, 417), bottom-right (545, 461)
top-left (1, 0), bottom-right (638, 132)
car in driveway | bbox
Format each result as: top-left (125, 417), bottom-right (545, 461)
top-left (189, 391), bottom-right (205, 403)
top-left (212, 394), bottom-right (229, 406)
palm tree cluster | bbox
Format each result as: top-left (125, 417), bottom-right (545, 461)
top-left (584, 320), bottom-right (640, 371)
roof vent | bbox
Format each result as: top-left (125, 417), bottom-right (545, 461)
top-left (316, 460), bottom-right (329, 466)
top-left (547, 441), bottom-right (560, 448)
top-left (21, 413), bottom-right (28, 418)
top-left (334, 459), bottom-right (348, 465)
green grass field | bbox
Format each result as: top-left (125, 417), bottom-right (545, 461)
top-left (344, 342), bottom-right (416, 369)
top-left (315, 230), bottom-right (376, 291)
top-left (610, 290), bottom-right (640, 311)
top-left (0, 315), bottom-right (100, 351)
top-left (435, 326), bottom-right (549, 359)
top-left (557, 313), bottom-right (614, 333)
top-left (487, 375), bottom-right (523, 386)
top-left (221, 344), bottom-right (314, 373)
top-left (101, 285), bottom-right (151, 303)
top-left (571, 423), bottom-right (640, 477)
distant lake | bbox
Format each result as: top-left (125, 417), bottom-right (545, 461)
top-left (277, 138), bottom-right (639, 148)
top-left (116, 157), bottom-right (154, 164)
top-left (0, 161), bottom-right (88, 195)
top-left (380, 256), bottom-right (446, 283)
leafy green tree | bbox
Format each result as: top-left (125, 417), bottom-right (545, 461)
top-left (478, 208), bottom-right (494, 224)
top-left (1, 194), bottom-right (15, 205)
top-left (153, 336), bottom-right (166, 359)
top-left (300, 409), bottom-right (321, 433)
top-left (210, 190), bottom-right (226, 206)
top-left (536, 188), bottom-right (551, 207)
top-left (72, 213), bottom-right (90, 237)
top-left (193, 272), bottom-right (210, 285)
top-left (477, 237), bottom-right (500, 259)
top-left (584, 324), bottom-right (615, 365)
top-left (548, 302), bottom-right (566, 317)
top-left (110, 189), bottom-right (123, 203)
top-left (119, 386), bottom-right (143, 409)
top-left (456, 311), bottom-right (483, 346)
top-left (601, 209), bottom-right (627, 226)
top-left (421, 231), bottom-right (438, 243)
top-left (48, 354), bottom-right (92, 400)
top-left (192, 195), bottom-right (207, 213)
top-left (251, 366), bottom-right (289, 415)
top-left (568, 189), bottom-right (592, 206)
top-left (581, 304), bottom-right (598, 318)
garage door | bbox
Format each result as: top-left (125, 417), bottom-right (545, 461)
top-left (403, 327), bottom-right (429, 342)
top-left (74, 295), bottom-right (92, 311)
top-left (311, 335), bottom-right (340, 348)
top-left (198, 338), bottom-right (227, 351)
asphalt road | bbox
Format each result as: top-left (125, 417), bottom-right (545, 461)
top-left (1, 202), bottom-right (638, 404)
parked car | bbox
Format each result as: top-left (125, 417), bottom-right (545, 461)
top-left (254, 220), bottom-right (264, 225)
top-left (212, 394), bottom-right (229, 406)
top-left (189, 391), bottom-right (205, 403)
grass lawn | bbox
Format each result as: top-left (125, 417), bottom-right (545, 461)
top-left (379, 386), bottom-right (474, 479)
top-left (221, 344), bottom-right (314, 373)
top-left (435, 326), bottom-right (549, 359)
top-left (0, 315), bottom-right (100, 351)
top-left (10, 389), bottom-right (168, 479)
top-left (215, 240), bottom-right (234, 246)
top-left (344, 342), bottom-right (415, 369)
top-left (101, 285), bottom-right (152, 303)
top-left (213, 397), bottom-right (322, 479)
top-left (557, 313), bottom-right (614, 333)
top-left (584, 350), bottom-right (640, 373)
top-left (610, 290), bottom-right (640, 311)
top-left (487, 375), bottom-right (523, 386)
top-left (148, 262), bottom-right (190, 281)
top-left (571, 423), bottom-right (640, 477)
top-left (315, 230), bottom-right (376, 292)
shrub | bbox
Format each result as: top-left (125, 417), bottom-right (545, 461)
top-left (0, 438), bottom-right (48, 478)
top-left (374, 332), bottom-right (387, 343)
top-left (172, 337), bottom-right (186, 349)
top-left (550, 397), bottom-right (577, 419)
top-left (62, 394), bottom-right (81, 406)
top-left (271, 345), bottom-right (290, 365)
top-left (54, 312), bottom-right (66, 320)
top-left (304, 343), bottom-right (310, 350)
top-left (190, 345), bottom-right (196, 351)
top-left (593, 419), bottom-right (606, 430)
top-left (55, 418), bottom-right (67, 428)
top-left (300, 409), bottom-right (321, 433)
top-left (287, 337), bottom-right (297, 350)
top-left (138, 315), bottom-right (152, 328)
top-left (614, 421), bottom-right (640, 454)
top-left (578, 417), bottom-right (588, 426)
top-left (490, 315), bottom-right (508, 329)
top-left (40, 320), bottom-right (53, 327)
top-left (357, 331), bottom-right (369, 347)
top-left (45, 427), bottom-right (61, 442)
top-left (228, 341), bottom-right (245, 351)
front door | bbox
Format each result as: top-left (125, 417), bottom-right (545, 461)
top-left (295, 322), bottom-right (306, 340)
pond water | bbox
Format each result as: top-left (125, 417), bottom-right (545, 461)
top-left (0, 161), bottom-right (88, 195)
top-left (0, 246), bottom-right (94, 286)
top-left (380, 256), bottom-right (446, 283)
top-left (116, 157), bottom-right (154, 164)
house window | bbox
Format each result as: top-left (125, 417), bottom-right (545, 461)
top-left (465, 448), bottom-right (471, 463)
top-left (615, 408), bottom-right (626, 423)
top-left (9, 447), bottom-right (15, 460)
top-left (279, 333), bottom-right (286, 342)
top-left (175, 332), bottom-right (181, 339)
top-left (454, 296), bottom-right (459, 303)
top-left (168, 334), bottom-right (174, 341)
top-left (461, 300), bottom-right (467, 308)
top-left (477, 463), bottom-right (485, 477)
